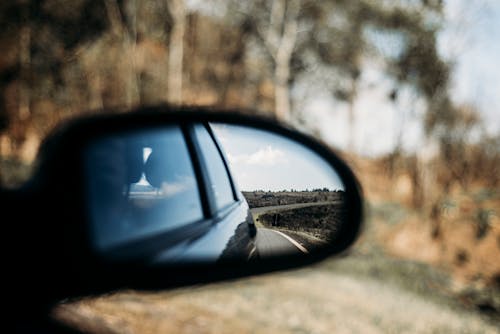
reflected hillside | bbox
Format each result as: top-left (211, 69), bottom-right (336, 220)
top-left (244, 190), bottom-right (346, 251)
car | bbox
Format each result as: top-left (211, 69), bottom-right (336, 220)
top-left (4, 105), bottom-right (363, 333)
top-left (84, 121), bottom-right (258, 265)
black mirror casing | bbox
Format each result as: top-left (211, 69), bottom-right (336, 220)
top-left (6, 105), bottom-right (363, 306)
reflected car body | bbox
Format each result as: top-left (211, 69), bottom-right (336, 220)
top-left (84, 122), bottom-right (258, 264)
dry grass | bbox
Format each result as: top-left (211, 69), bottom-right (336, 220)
top-left (54, 255), bottom-right (499, 334)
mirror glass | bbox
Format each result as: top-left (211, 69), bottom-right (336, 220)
top-left (84, 123), bottom-right (348, 265)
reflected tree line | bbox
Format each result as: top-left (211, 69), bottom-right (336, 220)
top-left (0, 0), bottom-right (498, 230)
top-left (243, 190), bottom-right (343, 208)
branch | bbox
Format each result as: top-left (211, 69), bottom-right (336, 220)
top-left (104, 0), bottom-right (125, 36)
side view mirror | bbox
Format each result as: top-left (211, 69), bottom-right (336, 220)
top-left (7, 106), bottom-right (363, 302)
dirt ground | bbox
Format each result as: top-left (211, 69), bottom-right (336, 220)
top-left (54, 251), bottom-right (499, 334)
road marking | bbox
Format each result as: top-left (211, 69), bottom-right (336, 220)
top-left (272, 230), bottom-right (309, 254)
top-left (247, 245), bottom-right (257, 260)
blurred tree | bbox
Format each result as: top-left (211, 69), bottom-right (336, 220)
top-left (227, 1), bottom-right (454, 217)
top-left (228, 1), bottom-right (447, 141)
top-left (367, 1), bottom-right (449, 210)
top-left (250, 0), bottom-right (300, 121)
top-left (0, 0), bottom-right (110, 161)
top-left (183, 12), bottom-right (248, 107)
top-left (166, 0), bottom-right (186, 105)
top-left (1, 0), bottom-right (494, 207)
top-left (103, 0), bottom-right (140, 107)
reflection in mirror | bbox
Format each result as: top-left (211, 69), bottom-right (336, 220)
top-left (84, 123), bottom-right (348, 265)
top-left (213, 124), bottom-right (345, 258)
top-left (85, 126), bottom-right (204, 254)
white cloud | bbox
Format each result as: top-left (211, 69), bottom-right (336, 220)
top-left (228, 146), bottom-right (287, 166)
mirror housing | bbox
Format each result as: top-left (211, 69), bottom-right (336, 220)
top-left (10, 105), bottom-right (363, 302)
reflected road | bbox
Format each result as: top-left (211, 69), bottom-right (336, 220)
top-left (255, 228), bottom-right (308, 258)
top-left (249, 201), bottom-right (336, 218)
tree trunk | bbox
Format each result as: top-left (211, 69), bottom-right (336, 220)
top-left (347, 78), bottom-right (357, 152)
top-left (267, 0), bottom-right (299, 122)
top-left (125, 0), bottom-right (140, 107)
top-left (274, 16), bottom-right (297, 121)
top-left (104, 0), bottom-right (140, 108)
top-left (413, 139), bottom-right (439, 209)
top-left (167, 0), bottom-right (186, 105)
top-left (19, 24), bottom-right (31, 121)
top-left (274, 76), bottom-right (291, 121)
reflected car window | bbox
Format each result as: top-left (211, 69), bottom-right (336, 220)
top-left (85, 126), bottom-right (204, 251)
top-left (194, 125), bottom-right (235, 210)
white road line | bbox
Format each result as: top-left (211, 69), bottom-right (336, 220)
top-left (272, 230), bottom-right (309, 254)
top-left (247, 245), bottom-right (257, 260)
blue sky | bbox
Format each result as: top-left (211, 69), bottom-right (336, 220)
top-left (212, 124), bottom-right (345, 192)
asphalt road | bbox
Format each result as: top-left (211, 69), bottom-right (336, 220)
top-left (255, 228), bottom-right (308, 257)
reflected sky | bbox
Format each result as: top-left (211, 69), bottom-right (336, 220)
top-left (212, 124), bottom-right (344, 192)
